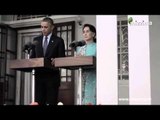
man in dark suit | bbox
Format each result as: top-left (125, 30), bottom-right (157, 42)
top-left (30, 17), bottom-right (65, 105)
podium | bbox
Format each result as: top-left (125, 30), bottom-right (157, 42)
top-left (54, 56), bottom-right (96, 69)
top-left (9, 58), bottom-right (54, 104)
top-left (9, 58), bottom-right (54, 72)
top-left (9, 56), bottom-right (96, 105)
top-left (54, 56), bottom-right (96, 105)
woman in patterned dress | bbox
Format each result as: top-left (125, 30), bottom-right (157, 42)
top-left (76, 24), bottom-right (96, 105)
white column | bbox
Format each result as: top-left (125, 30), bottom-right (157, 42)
top-left (128, 15), bottom-right (151, 104)
top-left (97, 15), bottom-right (118, 105)
top-left (24, 73), bottom-right (31, 105)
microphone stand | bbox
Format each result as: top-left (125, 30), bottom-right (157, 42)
top-left (78, 67), bottom-right (82, 105)
top-left (70, 41), bottom-right (86, 105)
top-left (72, 47), bottom-right (82, 105)
top-left (24, 48), bottom-right (37, 105)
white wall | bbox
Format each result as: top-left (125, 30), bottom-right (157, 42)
top-left (97, 15), bottom-right (118, 105)
top-left (128, 15), bottom-right (151, 104)
top-left (149, 15), bottom-right (160, 104)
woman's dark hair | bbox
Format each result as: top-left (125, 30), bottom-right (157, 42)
top-left (82, 24), bottom-right (96, 43)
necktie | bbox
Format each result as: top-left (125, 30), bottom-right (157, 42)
top-left (43, 36), bottom-right (48, 55)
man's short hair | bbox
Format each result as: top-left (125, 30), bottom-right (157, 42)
top-left (42, 17), bottom-right (54, 26)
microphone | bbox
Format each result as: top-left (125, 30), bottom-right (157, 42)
top-left (23, 41), bottom-right (38, 53)
top-left (69, 40), bottom-right (86, 48)
top-left (23, 42), bottom-right (31, 52)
